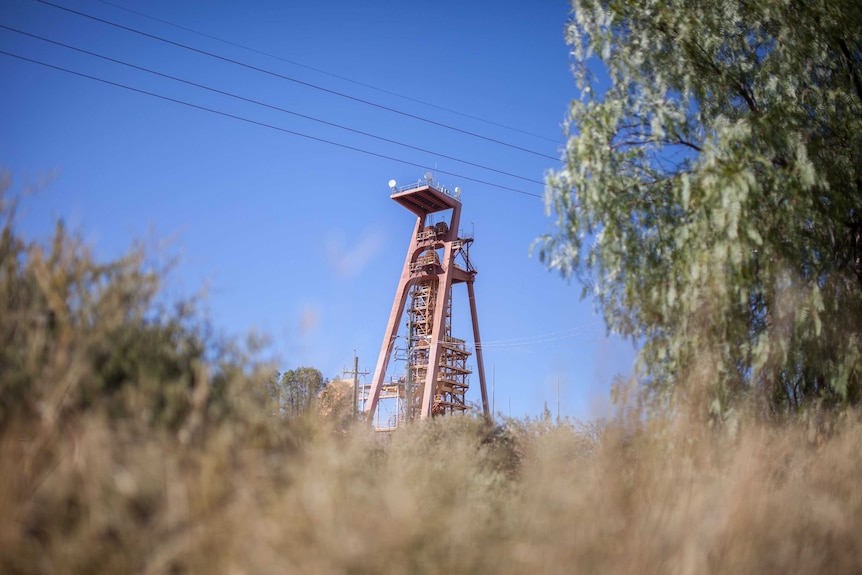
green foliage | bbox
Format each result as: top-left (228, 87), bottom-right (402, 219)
top-left (266, 366), bottom-right (328, 418)
top-left (540, 0), bottom-right (862, 416)
top-left (0, 181), bottom-right (209, 432)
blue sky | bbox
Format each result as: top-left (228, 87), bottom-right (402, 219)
top-left (1, 0), bottom-right (635, 420)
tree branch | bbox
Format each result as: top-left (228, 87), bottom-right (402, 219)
top-left (670, 133), bottom-right (703, 153)
top-left (837, 38), bottom-right (862, 105)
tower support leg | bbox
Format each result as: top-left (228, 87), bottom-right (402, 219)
top-left (418, 211), bottom-right (460, 419)
top-left (467, 278), bottom-right (490, 419)
top-left (364, 216), bottom-right (424, 418)
top-left (420, 244), bottom-right (456, 418)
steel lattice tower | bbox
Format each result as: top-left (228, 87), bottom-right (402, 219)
top-left (363, 176), bottom-right (489, 427)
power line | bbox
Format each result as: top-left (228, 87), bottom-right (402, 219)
top-left (0, 49), bottom-right (544, 199)
top-left (473, 332), bottom-right (604, 350)
top-left (491, 325), bottom-right (598, 344)
top-left (471, 324), bottom-right (604, 348)
top-left (2, 24), bottom-right (545, 187)
top-left (33, 0), bottom-right (561, 162)
top-left (95, 0), bottom-right (561, 146)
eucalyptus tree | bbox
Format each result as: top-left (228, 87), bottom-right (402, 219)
top-left (268, 367), bottom-right (327, 418)
top-left (540, 0), bottom-right (862, 416)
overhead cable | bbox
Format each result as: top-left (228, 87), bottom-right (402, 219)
top-left (471, 324), bottom-right (605, 348)
top-left (0, 49), bottom-right (544, 198)
top-left (469, 325), bottom-right (606, 349)
top-left (2, 25), bottom-right (544, 186)
top-left (34, 0), bottom-right (561, 162)
top-left (95, 0), bottom-right (561, 145)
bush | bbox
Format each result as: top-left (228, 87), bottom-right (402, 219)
top-left (1, 176), bottom-right (861, 573)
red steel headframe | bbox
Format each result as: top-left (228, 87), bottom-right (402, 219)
top-left (363, 181), bottom-right (489, 422)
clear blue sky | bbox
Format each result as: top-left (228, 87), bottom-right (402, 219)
top-left (0, 0), bottom-right (635, 420)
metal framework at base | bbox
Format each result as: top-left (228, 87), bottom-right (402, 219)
top-left (362, 178), bottom-right (489, 428)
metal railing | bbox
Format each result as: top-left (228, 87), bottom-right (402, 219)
top-left (389, 178), bottom-right (461, 201)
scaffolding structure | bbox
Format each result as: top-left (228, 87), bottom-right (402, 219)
top-left (363, 176), bottom-right (489, 428)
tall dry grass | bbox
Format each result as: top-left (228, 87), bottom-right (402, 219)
top-left (1, 177), bottom-right (861, 574)
top-left (4, 404), bottom-right (861, 574)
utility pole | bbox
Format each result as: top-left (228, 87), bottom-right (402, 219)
top-left (405, 313), bottom-right (413, 425)
top-left (341, 352), bottom-right (369, 420)
top-left (353, 355), bottom-right (360, 419)
top-left (557, 378), bottom-right (560, 425)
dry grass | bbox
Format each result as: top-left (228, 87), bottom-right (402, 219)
top-left (2, 178), bottom-right (861, 574)
top-left (3, 404), bottom-right (862, 574)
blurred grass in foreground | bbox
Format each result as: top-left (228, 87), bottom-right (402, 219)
top-left (1, 176), bottom-right (861, 574)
